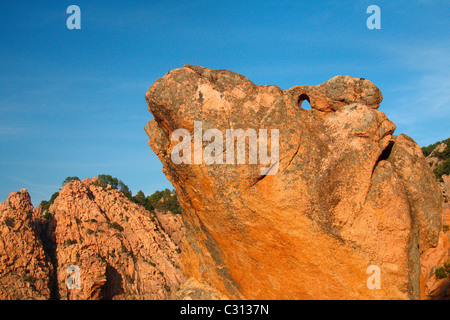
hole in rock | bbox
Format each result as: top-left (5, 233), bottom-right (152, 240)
top-left (378, 140), bottom-right (395, 162)
top-left (298, 93), bottom-right (311, 110)
top-left (101, 264), bottom-right (125, 300)
top-left (371, 139), bottom-right (395, 175)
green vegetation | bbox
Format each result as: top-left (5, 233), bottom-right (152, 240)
top-left (40, 175), bottom-right (79, 212)
top-left (38, 175), bottom-right (182, 226)
top-left (64, 239), bottom-right (77, 246)
top-left (62, 176), bottom-right (80, 186)
top-left (422, 137), bottom-right (450, 182)
top-left (131, 188), bottom-right (182, 215)
top-left (4, 217), bottom-right (15, 228)
top-left (435, 267), bottom-right (448, 279)
top-left (445, 261), bottom-right (450, 273)
top-left (422, 141), bottom-right (443, 157)
top-left (109, 221), bottom-right (124, 232)
top-left (40, 191), bottom-right (59, 212)
top-left (94, 174), bottom-right (132, 198)
top-left (434, 161), bottom-right (450, 182)
top-left (434, 261), bottom-right (450, 279)
top-left (43, 211), bottom-right (52, 220)
top-left (92, 174), bottom-right (181, 215)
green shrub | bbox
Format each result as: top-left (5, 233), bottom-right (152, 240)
top-left (43, 211), bottom-right (52, 220)
top-left (131, 188), bottom-right (182, 215)
top-left (86, 228), bottom-right (94, 235)
top-left (433, 159), bottom-right (450, 182)
top-left (422, 141), bottom-right (441, 157)
top-left (435, 267), bottom-right (448, 279)
top-left (4, 217), bottom-right (15, 228)
top-left (422, 137), bottom-right (450, 157)
top-left (422, 137), bottom-right (450, 181)
top-left (62, 176), bottom-right (80, 186)
top-left (40, 192), bottom-right (59, 211)
top-left (95, 174), bottom-right (132, 198)
top-left (444, 261), bottom-right (450, 273)
top-left (38, 174), bottom-right (183, 229)
top-left (64, 239), bottom-right (77, 246)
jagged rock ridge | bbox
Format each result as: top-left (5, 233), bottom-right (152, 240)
top-left (0, 178), bottom-right (186, 300)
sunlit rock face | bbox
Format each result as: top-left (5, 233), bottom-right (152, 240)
top-left (145, 65), bottom-right (444, 300)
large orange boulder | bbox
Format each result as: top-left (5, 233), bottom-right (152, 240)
top-left (145, 65), bottom-right (445, 299)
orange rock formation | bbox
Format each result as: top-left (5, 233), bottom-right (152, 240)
top-left (0, 179), bottom-right (185, 300)
top-left (145, 65), bottom-right (446, 299)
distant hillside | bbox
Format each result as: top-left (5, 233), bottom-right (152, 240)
top-left (423, 137), bottom-right (450, 182)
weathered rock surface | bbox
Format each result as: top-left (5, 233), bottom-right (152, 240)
top-left (423, 144), bottom-right (450, 299)
top-left (442, 174), bottom-right (450, 228)
top-left (145, 65), bottom-right (446, 299)
top-left (425, 140), bottom-right (450, 229)
top-left (47, 177), bottom-right (185, 300)
top-left (178, 277), bottom-right (229, 300)
top-left (155, 209), bottom-right (185, 247)
top-left (0, 179), bottom-right (186, 300)
top-left (0, 189), bottom-right (53, 300)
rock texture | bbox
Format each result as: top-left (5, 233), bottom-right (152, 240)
top-left (0, 179), bottom-right (186, 300)
top-left (178, 277), bottom-right (229, 300)
top-left (423, 143), bottom-right (450, 299)
top-left (145, 65), bottom-right (446, 299)
top-left (0, 189), bottom-right (53, 300)
top-left (47, 177), bottom-right (184, 300)
top-left (442, 175), bottom-right (450, 228)
top-left (155, 209), bottom-right (185, 247)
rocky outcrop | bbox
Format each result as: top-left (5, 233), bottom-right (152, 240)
top-left (178, 277), bottom-right (229, 300)
top-left (155, 209), bottom-right (185, 247)
top-left (0, 189), bottom-right (53, 300)
top-left (0, 179), bottom-right (186, 300)
top-left (425, 140), bottom-right (450, 228)
top-left (442, 174), bottom-right (450, 228)
top-left (423, 144), bottom-right (450, 299)
top-left (46, 177), bottom-right (184, 300)
top-left (145, 65), bottom-right (446, 299)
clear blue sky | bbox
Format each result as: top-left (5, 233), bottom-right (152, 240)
top-left (0, 0), bottom-right (449, 205)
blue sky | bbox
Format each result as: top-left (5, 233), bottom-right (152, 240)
top-left (0, 0), bottom-right (449, 205)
